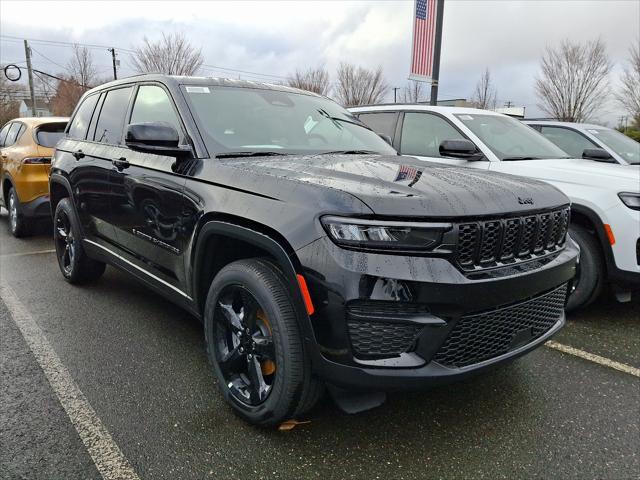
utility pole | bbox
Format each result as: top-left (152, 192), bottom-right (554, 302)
top-left (24, 40), bottom-right (37, 116)
top-left (504, 101), bottom-right (514, 108)
top-left (393, 87), bottom-right (400, 103)
top-left (429, 0), bottom-right (445, 106)
top-left (108, 48), bottom-right (118, 80)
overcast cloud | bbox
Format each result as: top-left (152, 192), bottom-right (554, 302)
top-left (1, 0), bottom-right (638, 124)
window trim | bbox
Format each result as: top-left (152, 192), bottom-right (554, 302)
top-left (0, 122), bottom-right (12, 147)
top-left (355, 111), bottom-right (399, 145)
top-left (127, 81), bottom-right (189, 146)
top-left (66, 92), bottom-right (101, 141)
top-left (397, 110), bottom-right (479, 160)
top-left (4, 121), bottom-right (26, 148)
top-left (91, 85), bottom-right (135, 146)
top-left (537, 125), bottom-right (601, 155)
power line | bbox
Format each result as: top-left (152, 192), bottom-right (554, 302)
top-left (30, 47), bottom-right (67, 70)
top-left (0, 35), bottom-right (136, 53)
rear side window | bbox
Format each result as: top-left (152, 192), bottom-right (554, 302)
top-left (129, 85), bottom-right (181, 134)
top-left (4, 122), bottom-right (24, 147)
top-left (539, 126), bottom-right (597, 158)
top-left (68, 94), bottom-right (99, 140)
top-left (36, 122), bottom-right (68, 148)
top-left (400, 112), bottom-right (466, 158)
top-left (0, 123), bottom-right (13, 147)
top-left (93, 87), bottom-right (133, 144)
top-left (357, 112), bottom-right (398, 140)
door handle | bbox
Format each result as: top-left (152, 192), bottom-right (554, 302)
top-left (72, 149), bottom-right (85, 160)
top-left (112, 157), bottom-right (130, 171)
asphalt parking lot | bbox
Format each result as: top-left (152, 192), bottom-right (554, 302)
top-left (1, 212), bottom-right (638, 480)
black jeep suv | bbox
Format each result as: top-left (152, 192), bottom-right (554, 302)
top-left (50, 75), bottom-right (578, 426)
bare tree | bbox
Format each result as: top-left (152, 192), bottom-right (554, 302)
top-left (132, 32), bottom-right (203, 75)
top-left (0, 72), bottom-right (21, 125)
top-left (287, 66), bottom-right (331, 95)
top-left (49, 77), bottom-right (87, 116)
top-left (535, 38), bottom-right (612, 122)
top-left (334, 63), bottom-right (389, 107)
top-left (615, 40), bottom-right (640, 126)
top-left (67, 44), bottom-right (97, 88)
top-left (400, 80), bottom-right (427, 103)
top-left (472, 68), bottom-right (497, 110)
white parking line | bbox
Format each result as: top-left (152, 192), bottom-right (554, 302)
top-left (0, 249), bottom-right (56, 258)
top-left (545, 340), bottom-right (640, 378)
top-left (0, 284), bottom-right (140, 480)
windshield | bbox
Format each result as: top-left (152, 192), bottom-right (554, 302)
top-left (589, 128), bottom-right (640, 164)
top-left (454, 114), bottom-right (569, 160)
top-left (182, 85), bottom-right (396, 157)
top-left (35, 122), bottom-right (67, 148)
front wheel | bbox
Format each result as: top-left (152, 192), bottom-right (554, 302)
top-left (204, 259), bottom-right (322, 427)
top-left (53, 198), bottom-right (106, 284)
top-left (566, 225), bottom-right (605, 312)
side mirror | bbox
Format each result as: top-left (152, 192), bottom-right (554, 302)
top-left (378, 133), bottom-right (393, 145)
top-left (439, 139), bottom-right (485, 161)
top-left (582, 148), bottom-right (614, 162)
top-left (125, 122), bottom-right (191, 157)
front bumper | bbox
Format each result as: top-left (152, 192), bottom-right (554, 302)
top-left (296, 236), bottom-right (578, 390)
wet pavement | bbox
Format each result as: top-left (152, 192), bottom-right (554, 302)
top-left (1, 212), bottom-right (638, 480)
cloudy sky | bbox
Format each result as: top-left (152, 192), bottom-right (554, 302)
top-left (1, 0), bottom-right (638, 125)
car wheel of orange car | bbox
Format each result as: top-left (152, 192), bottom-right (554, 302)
top-left (53, 198), bottom-right (106, 284)
top-left (7, 187), bottom-right (30, 238)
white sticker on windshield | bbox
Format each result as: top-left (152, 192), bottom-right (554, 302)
top-left (304, 115), bottom-right (318, 134)
top-left (186, 86), bottom-right (210, 93)
top-left (459, 115), bottom-right (474, 120)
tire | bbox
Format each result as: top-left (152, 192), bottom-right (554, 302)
top-left (204, 258), bottom-right (322, 427)
top-left (566, 224), bottom-right (605, 312)
top-left (53, 198), bottom-right (106, 284)
top-left (7, 187), bottom-right (30, 237)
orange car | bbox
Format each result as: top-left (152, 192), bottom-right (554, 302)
top-left (0, 117), bottom-right (68, 236)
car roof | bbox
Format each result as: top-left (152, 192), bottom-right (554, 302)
top-left (349, 104), bottom-right (504, 116)
top-left (524, 120), bottom-right (607, 130)
top-left (84, 73), bottom-right (320, 98)
top-left (9, 117), bottom-right (69, 126)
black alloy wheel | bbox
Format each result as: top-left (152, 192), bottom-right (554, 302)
top-left (213, 285), bottom-right (277, 406)
top-left (55, 209), bottom-right (76, 276)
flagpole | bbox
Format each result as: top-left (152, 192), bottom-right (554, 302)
top-left (429, 0), bottom-right (445, 106)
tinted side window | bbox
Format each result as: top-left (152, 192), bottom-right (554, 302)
top-left (68, 94), bottom-right (99, 140)
top-left (358, 112), bottom-right (398, 140)
top-left (4, 122), bottom-right (23, 147)
top-left (0, 123), bottom-right (11, 147)
top-left (400, 112), bottom-right (466, 158)
top-left (539, 126), bottom-right (597, 158)
top-left (129, 85), bottom-right (181, 134)
top-left (93, 87), bottom-right (133, 144)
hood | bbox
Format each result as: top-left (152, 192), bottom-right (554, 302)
top-left (507, 158), bottom-right (640, 191)
top-left (219, 154), bottom-right (570, 218)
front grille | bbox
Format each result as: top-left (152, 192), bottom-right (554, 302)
top-left (456, 207), bottom-right (570, 271)
top-left (433, 284), bottom-right (567, 368)
top-left (347, 302), bottom-right (426, 357)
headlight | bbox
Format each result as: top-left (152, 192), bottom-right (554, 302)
top-left (618, 192), bottom-right (640, 211)
top-left (321, 216), bottom-right (451, 251)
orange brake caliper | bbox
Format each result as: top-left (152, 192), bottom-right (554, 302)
top-left (257, 309), bottom-right (276, 375)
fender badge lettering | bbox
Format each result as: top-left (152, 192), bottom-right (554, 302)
top-left (518, 197), bottom-right (534, 205)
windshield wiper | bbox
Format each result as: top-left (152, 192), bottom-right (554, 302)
top-left (502, 156), bottom-right (542, 161)
top-left (315, 150), bottom-right (379, 156)
top-left (215, 151), bottom-right (288, 159)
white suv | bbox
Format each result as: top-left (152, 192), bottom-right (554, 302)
top-left (350, 105), bottom-right (640, 311)
top-left (524, 121), bottom-right (640, 166)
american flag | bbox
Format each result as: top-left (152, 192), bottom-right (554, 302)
top-left (410, 0), bottom-right (438, 81)
top-left (394, 164), bottom-right (419, 182)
